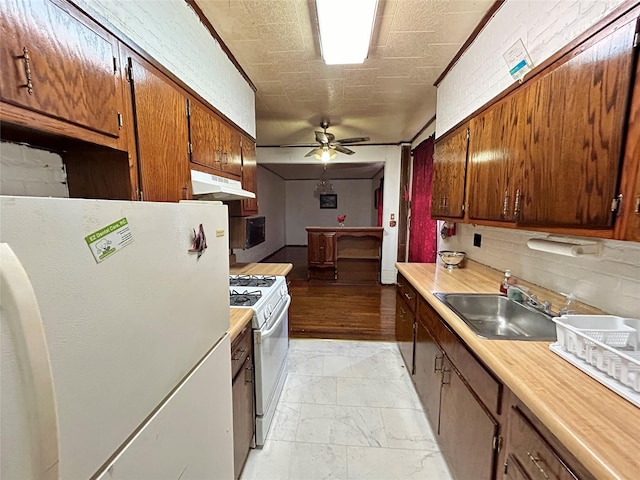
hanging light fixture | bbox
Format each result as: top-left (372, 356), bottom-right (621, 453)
top-left (314, 165), bottom-right (334, 194)
top-left (314, 146), bottom-right (337, 163)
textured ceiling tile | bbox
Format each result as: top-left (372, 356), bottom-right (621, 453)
top-left (307, 61), bottom-right (345, 79)
top-left (442, 0), bottom-right (496, 14)
top-left (256, 80), bottom-right (286, 95)
top-left (383, 31), bottom-right (439, 58)
top-left (268, 50), bottom-right (316, 68)
top-left (344, 68), bottom-right (379, 86)
top-left (410, 66), bottom-right (442, 84)
top-left (245, 63), bottom-right (284, 82)
top-left (391, 0), bottom-right (448, 31)
top-left (193, 0), bottom-right (493, 144)
top-left (243, 0), bottom-right (300, 24)
top-left (344, 85), bottom-right (377, 99)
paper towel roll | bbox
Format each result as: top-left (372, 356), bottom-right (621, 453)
top-left (526, 238), bottom-right (598, 257)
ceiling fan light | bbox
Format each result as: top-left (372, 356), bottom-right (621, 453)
top-left (316, 0), bottom-right (378, 65)
top-left (314, 146), bottom-right (337, 162)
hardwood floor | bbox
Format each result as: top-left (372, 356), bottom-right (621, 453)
top-left (263, 246), bottom-right (396, 341)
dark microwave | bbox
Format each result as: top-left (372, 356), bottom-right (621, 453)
top-left (229, 216), bottom-right (265, 249)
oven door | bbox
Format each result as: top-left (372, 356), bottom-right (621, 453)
top-left (253, 295), bottom-right (290, 416)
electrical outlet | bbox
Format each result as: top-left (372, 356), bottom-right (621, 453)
top-left (473, 233), bottom-right (482, 247)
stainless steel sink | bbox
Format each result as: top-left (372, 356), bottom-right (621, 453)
top-left (433, 293), bottom-right (557, 341)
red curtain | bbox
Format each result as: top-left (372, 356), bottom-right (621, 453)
top-left (408, 137), bottom-right (437, 263)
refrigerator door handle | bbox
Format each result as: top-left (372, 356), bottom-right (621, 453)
top-left (1, 243), bottom-right (59, 479)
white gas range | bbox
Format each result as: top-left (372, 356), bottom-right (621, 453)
top-left (229, 275), bottom-right (290, 447)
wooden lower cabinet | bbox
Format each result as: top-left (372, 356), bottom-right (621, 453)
top-left (231, 326), bottom-right (254, 480)
top-left (502, 403), bottom-right (593, 480)
top-left (413, 315), bottom-right (442, 432)
top-left (504, 455), bottom-right (533, 480)
top-left (413, 296), bottom-right (501, 479)
top-left (395, 291), bottom-right (415, 374)
top-left (440, 357), bottom-right (499, 480)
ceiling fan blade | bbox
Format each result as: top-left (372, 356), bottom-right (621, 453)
top-left (304, 148), bottom-right (318, 157)
top-left (335, 136), bottom-right (370, 144)
top-left (334, 145), bottom-right (355, 155)
top-left (315, 131), bottom-right (329, 144)
top-left (326, 132), bottom-right (335, 143)
top-left (280, 143), bottom-right (320, 148)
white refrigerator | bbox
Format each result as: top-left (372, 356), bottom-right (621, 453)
top-left (0, 196), bottom-right (234, 480)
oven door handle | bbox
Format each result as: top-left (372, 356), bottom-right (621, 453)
top-left (257, 295), bottom-right (291, 340)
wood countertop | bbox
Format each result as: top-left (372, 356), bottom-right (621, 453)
top-left (396, 261), bottom-right (640, 480)
top-left (229, 308), bottom-right (253, 342)
top-left (229, 263), bottom-right (293, 276)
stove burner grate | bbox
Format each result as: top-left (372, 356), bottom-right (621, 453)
top-left (229, 289), bottom-right (263, 306)
top-left (229, 275), bottom-right (277, 288)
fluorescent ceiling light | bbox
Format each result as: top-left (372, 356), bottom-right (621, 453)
top-left (316, 0), bottom-right (378, 65)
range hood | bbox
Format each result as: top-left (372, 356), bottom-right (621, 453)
top-left (191, 170), bottom-right (256, 200)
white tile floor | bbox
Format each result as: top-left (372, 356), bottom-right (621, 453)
top-left (241, 339), bottom-right (454, 480)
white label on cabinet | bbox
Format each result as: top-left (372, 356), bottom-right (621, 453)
top-left (504, 39), bottom-right (533, 82)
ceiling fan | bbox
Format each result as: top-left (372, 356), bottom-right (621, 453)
top-left (282, 121), bottom-right (370, 161)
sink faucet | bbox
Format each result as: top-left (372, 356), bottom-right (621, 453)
top-left (507, 285), bottom-right (555, 316)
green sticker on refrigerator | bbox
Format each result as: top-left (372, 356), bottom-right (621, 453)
top-left (85, 217), bottom-right (133, 263)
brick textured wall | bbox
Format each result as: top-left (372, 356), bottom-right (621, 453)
top-left (441, 225), bottom-right (640, 318)
top-left (0, 142), bottom-right (68, 197)
top-left (436, 0), bottom-right (626, 136)
top-left (435, 0), bottom-right (638, 317)
top-left (76, 0), bottom-right (256, 136)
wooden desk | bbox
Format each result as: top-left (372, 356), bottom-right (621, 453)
top-left (306, 227), bottom-right (383, 283)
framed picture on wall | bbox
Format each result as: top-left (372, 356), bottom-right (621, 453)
top-left (319, 194), bottom-right (337, 209)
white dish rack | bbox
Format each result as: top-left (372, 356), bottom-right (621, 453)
top-left (551, 315), bottom-right (640, 408)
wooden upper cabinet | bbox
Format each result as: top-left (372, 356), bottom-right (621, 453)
top-left (468, 93), bottom-right (526, 222)
top-left (188, 99), bottom-right (222, 170)
top-left (240, 136), bottom-right (258, 215)
top-left (188, 101), bottom-right (242, 180)
top-left (617, 54), bottom-right (640, 242)
top-left (128, 55), bottom-right (190, 202)
top-left (517, 19), bottom-right (637, 228)
top-left (431, 124), bottom-right (469, 219)
top-left (0, 0), bottom-right (121, 137)
top-left (219, 120), bottom-right (242, 178)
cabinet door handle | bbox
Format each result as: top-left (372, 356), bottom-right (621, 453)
top-left (526, 452), bottom-right (550, 479)
top-left (20, 47), bottom-right (34, 95)
top-left (245, 363), bottom-right (253, 384)
top-left (635, 196), bottom-right (640, 215)
top-left (441, 364), bottom-right (451, 385)
top-left (404, 292), bottom-right (412, 301)
top-left (434, 354), bottom-right (443, 373)
top-left (513, 188), bottom-right (522, 219)
top-left (502, 190), bottom-right (510, 218)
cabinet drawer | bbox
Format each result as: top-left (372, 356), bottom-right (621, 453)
top-left (507, 406), bottom-right (580, 480)
top-left (418, 296), bottom-right (502, 415)
top-left (231, 325), bottom-right (252, 380)
top-left (397, 274), bottom-right (418, 313)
